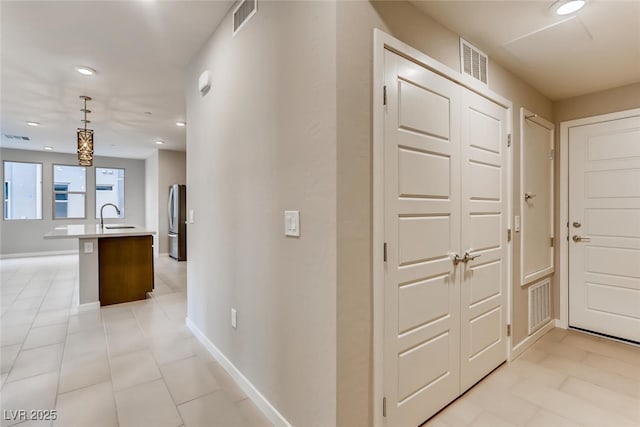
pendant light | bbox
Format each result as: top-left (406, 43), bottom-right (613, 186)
top-left (77, 95), bottom-right (94, 167)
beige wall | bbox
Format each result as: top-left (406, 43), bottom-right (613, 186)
top-left (145, 151), bottom-right (158, 254)
top-left (1, 148), bottom-right (146, 256)
top-left (336, 2), bottom-right (553, 424)
top-left (550, 82), bottom-right (640, 318)
top-left (186, 2), bottom-right (336, 426)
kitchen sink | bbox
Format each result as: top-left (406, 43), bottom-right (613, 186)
top-left (104, 225), bottom-right (136, 229)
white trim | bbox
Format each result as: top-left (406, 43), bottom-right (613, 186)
top-left (372, 28), bottom-right (513, 427)
top-left (509, 319), bottom-right (555, 361)
top-left (186, 317), bottom-right (292, 427)
top-left (519, 108), bottom-right (555, 286)
top-left (555, 318), bottom-right (563, 328)
top-left (0, 249), bottom-right (78, 259)
top-left (558, 108), bottom-right (640, 330)
top-left (78, 301), bottom-right (100, 312)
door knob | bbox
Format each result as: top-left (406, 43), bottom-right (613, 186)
top-left (524, 192), bottom-right (536, 201)
top-left (463, 251), bottom-right (481, 263)
top-left (572, 235), bottom-right (591, 243)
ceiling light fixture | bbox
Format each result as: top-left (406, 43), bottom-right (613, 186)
top-left (44, 146), bottom-right (54, 150)
top-left (551, 0), bottom-right (586, 16)
top-left (74, 66), bottom-right (96, 76)
top-left (155, 140), bottom-right (165, 145)
top-left (77, 95), bottom-right (94, 167)
top-left (175, 121), bottom-right (186, 127)
top-left (26, 121), bottom-right (40, 127)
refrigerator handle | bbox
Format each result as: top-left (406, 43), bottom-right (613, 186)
top-left (168, 186), bottom-right (174, 231)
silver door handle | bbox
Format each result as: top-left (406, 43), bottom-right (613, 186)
top-left (452, 254), bottom-right (464, 266)
top-left (572, 235), bottom-right (591, 243)
top-left (524, 192), bottom-right (536, 201)
top-left (463, 251), bottom-right (481, 263)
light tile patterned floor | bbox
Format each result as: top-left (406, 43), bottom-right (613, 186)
top-left (0, 255), bottom-right (271, 427)
top-left (424, 328), bottom-right (640, 427)
top-left (2, 255), bottom-right (639, 427)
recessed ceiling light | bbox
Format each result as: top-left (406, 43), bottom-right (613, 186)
top-left (74, 66), bottom-right (96, 76)
top-left (175, 121), bottom-right (186, 127)
top-left (26, 121), bottom-right (40, 127)
top-left (155, 140), bottom-right (165, 145)
top-left (43, 146), bottom-right (54, 150)
top-left (552, 0), bottom-right (586, 16)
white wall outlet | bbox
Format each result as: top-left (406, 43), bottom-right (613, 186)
top-left (514, 215), bottom-right (521, 232)
top-left (231, 308), bottom-right (237, 329)
top-left (188, 209), bottom-right (195, 224)
top-left (84, 242), bottom-right (93, 254)
top-left (284, 210), bottom-right (300, 237)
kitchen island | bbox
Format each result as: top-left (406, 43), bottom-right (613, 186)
top-left (44, 225), bottom-right (155, 307)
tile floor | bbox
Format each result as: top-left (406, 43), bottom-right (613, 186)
top-left (2, 255), bottom-right (640, 427)
top-left (0, 255), bottom-right (271, 427)
top-left (424, 327), bottom-right (640, 427)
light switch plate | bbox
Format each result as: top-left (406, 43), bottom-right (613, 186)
top-left (284, 210), bottom-right (300, 237)
top-left (188, 209), bottom-right (195, 224)
top-left (514, 215), bottom-right (521, 232)
top-left (84, 242), bottom-right (93, 254)
top-left (231, 308), bottom-right (237, 329)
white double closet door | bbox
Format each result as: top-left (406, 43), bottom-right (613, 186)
top-left (383, 50), bottom-right (508, 426)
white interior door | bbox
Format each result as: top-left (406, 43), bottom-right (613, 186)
top-left (568, 114), bottom-right (640, 343)
top-left (459, 90), bottom-right (508, 391)
top-left (383, 51), bottom-right (461, 427)
top-left (383, 49), bottom-right (508, 426)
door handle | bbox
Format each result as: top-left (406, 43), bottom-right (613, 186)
top-left (572, 235), bottom-right (591, 243)
top-left (452, 253), bottom-right (464, 266)
top-left (463, 251), bottom-right (481, 263)
top-left (524, 192), bottom-right (536, 201)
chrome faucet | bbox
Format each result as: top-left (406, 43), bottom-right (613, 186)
top-left (100, 203), bottom-right (121, 229)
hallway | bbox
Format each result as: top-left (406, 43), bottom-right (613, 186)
top-left (1, 255), bottom-right (639, 426)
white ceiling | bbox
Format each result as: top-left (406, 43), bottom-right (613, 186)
top-left (411, 0), bottom-right (640, 101)
top-left (2, 1), bottom-right (639, 160)
top-left (1, 0), bottom-right (233, 159)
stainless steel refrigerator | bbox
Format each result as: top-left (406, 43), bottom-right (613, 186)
top-left (168, 184), bottom-right (187, 261)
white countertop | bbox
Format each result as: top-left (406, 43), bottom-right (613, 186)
top-left (44, 224), bottom-right (156, 239)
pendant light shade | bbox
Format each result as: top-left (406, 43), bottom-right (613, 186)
top-left (77, 96), bottom-right (94, 167)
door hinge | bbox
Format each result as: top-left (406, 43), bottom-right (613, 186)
top-left (383, 397), bottom-right (387, 417)
top-left (507, 228), bottom-right (512, 242)
top-left (550, 237), bottom-right (554, 247)
top-left (549, 149), bottom-right (555, 160)
top-left (507, 324), bottom-right (512, 337)
top-left (383, 243), bottom-right (387, 262)
top-left (507, 133), bottom-right (512, 147)
top-left (383, 85), bottom-right (387, 106)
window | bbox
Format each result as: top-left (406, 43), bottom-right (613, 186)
top-left (95, 167), bottom-right (124, 218)
top-left (53, 165), bottom-right (86, 219)
top-left (3, 161), bottom-right (42, 220)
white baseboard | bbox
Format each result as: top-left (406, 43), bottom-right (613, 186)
top-left (186, 317), bottom-right (292, 427)
top-left (555, 319), bottom-right (564, 328)
top-left (78, 302), bottom-right (100, 312)
top-left (509, 319), bottom-right (556, 361)
top-left (0, 249), bottom-right (78, 259)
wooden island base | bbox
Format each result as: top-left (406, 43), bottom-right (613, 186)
top-left (99, 235), bottom-right (154, 306)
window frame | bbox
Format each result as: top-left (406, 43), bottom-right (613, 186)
top-left (94, 166), bottom-right (126, 219)
top-left (2, 160), bottom-right (43, 221)
top-left (52, 164), bottom-right (87, 220)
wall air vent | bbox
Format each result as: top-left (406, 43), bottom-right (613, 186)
top-left (528, 279), bottom-right (551, 334)
top-left (460, 38), bottom-right (488, 85)
top-left (3, 134), bottom-right (30, 142)
top-left (233, 0), bottom-right (257, 36)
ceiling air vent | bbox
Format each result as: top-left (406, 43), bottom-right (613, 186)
top-left (233, 0), bottom-right (257, 36)
top-left (3, 134), bottom-right (30, 142)
top-left (460, 38), bottom-right (488, 85)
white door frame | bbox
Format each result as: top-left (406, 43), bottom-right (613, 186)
top-left (558, 107), bottom-right (640, 329)
top-left (372, 29), bottom-right (513, 427)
